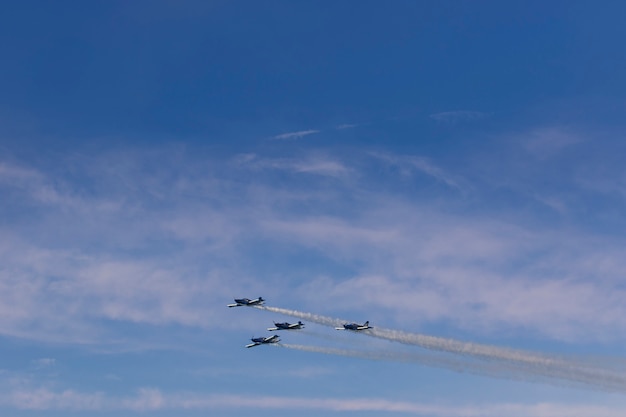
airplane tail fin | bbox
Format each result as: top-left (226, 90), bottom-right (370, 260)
top-left (365, 321), bottom-right (369, 326)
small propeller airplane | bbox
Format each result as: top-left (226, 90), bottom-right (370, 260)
top-left (267, 321), bottom-right (305, 331)
top-left (245, 334), bottom-right (280, 348)
top-left (335, 321), bottom-right (372, 331)
top-left (227, 297), bottom-right (265, 308)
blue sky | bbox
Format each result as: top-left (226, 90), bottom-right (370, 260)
top-left (2, 1), bottom-right (626, 415)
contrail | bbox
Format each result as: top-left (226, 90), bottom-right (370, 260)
top-left (256, 305), bottom-right (626, 392)
top-left (279, 343), bottom-right (493, 369)
top-left (277, 343), bottom-right (623, 392)
top-left (257, 305), bottom-right (550, 363)
top-left (278, 343), bottom-right (458, 364)
top-left (256, 306), bottom-right (345, 328)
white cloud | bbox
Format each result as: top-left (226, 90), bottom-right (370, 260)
top-left (370, 152), bottom-right (466, 190)
top-left (2, 388), bottom-right (626, 416)
top-left (0, 162), bottom-right (70, 206)
top-left (272, 129), bottom-right (320, 140)
top-left (521, 127), bottom-right (584, 158)
top-left (409, 156), bottom-right (463, 189)
top-left (31, 358), bottom-right (56, 368)
top-left (336, 123), bottom-right (359, 129)
top-left (259, 203), bottom-right (626, 340)
top-left (235, 153), bottom-right (351, 178)
top-left (2, 138), bottom-right (626, 346)
top-left (6, 388), bottom-right (105, 411)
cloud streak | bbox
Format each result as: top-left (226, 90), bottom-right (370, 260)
top-left (272, 130), bottom-right (320, 140)
top-left (3, 136), bottom-right (626, 348)
top-left (369, 152), bottom-right (466, 189)
top-left (3, 387), bottom-right (626, 416)
top-left (234, 153), bottom-right (351, 178)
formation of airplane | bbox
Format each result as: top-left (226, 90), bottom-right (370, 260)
top-left (245, 334), bottom-right (280, 348)
top-left (267, 321), bottom-right (305, 331)
top-left (229, 297), bottom-right (371, 348)
top-left (227, 297), bottom-right (265, 308)
top-left (335, 321), bottom-right (372, 331)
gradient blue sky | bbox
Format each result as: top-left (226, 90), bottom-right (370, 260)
top-left (2, 1), bottom-right (626, 415)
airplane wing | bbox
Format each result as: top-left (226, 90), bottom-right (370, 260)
top-left (227, 303), bottom-right (240, 308)
top-left (245, 342), bottom-right (259, 348)
top-left (267, 327), bottom-right (280, 331)
top-left (335, 327), bottom-right (346, 330)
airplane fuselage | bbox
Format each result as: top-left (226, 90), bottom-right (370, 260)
top-left (227, 297), bottom-right (265, 308)
top-left (268, 321), bottom-right (304, 331)
top-left (335, 321), bottom-right (371, 331)
top-left (246, 334), bottom-right (280, 348)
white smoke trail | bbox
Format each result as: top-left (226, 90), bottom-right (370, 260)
top-left (257, 305), bottom-right (554, 364)
top-left (256, 305), bottom-right (626, 392)
top-left (256, 306), bottom-right (345, 328)
top-left (277, 344), bottom-right (623, 392)
top-left (279, 343), bottom-right (492, 369)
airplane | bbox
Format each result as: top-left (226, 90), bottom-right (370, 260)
top-left (245, 334), bottom-right (280, 348)
top-left (227, 297), bottom-right (265, 308)
top-left (335, 321), bottom-right (372, 331)
top-left (267, 321), bottom-right (305, 331)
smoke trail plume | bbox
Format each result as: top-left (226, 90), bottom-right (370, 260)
top-left (279, 343), bottom-right (485, 369)
top-left (257, 305), bottom-right (552, 364)
top-left (257, 305), bottom-right (626, 392)
top-left (256, 306), bottom-right (345, 328)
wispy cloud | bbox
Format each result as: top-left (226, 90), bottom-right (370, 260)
top-left (0, 161), bottom-right (73, 207)
top-left (336, 123), bottom-right (359, 129)
top-left (409, 156), bottom-right (463, 189)
top-left (264, 208), bottom-right (626, 340)
top-left (3, 133), bottom-right (626, 346)
top-left (6, 387), bottom-right (106, 411)
top-left (272, 129), bottom-right (320, 140)
top-left (3, 388), bottom-right (626, 416)
top-left (31, 358), bottom-right (56, 369)
top-left (370, 152), bottom-right (466, 190)
top-left (234, 153), bottom-right (351, 178)
top-left (521, 126), bottom-right (584, 158)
